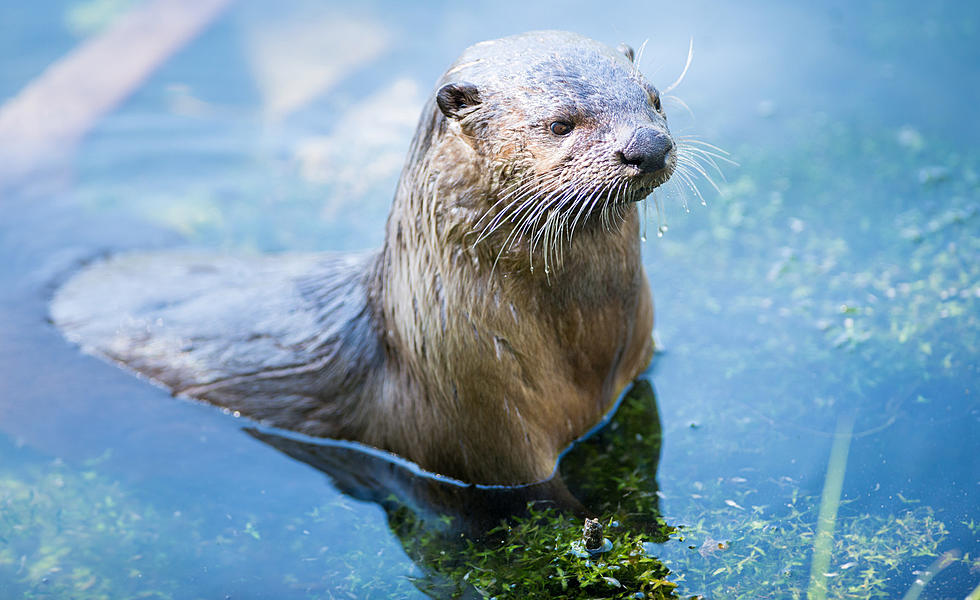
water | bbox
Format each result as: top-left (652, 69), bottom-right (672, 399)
top-left (1, 1), bottom-right (978, 598)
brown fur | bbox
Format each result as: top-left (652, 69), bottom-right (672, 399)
top-left (52, 31), bottom-right (672, 485)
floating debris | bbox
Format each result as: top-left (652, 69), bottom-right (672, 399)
top-left (584, 518), bottom-right (605, 552)
top-left (896, 126), bottom-right (924, 151)
top-left (568, 518), bottom-right (614, 558)
top-left (698, 538), bottom-right (730, 558)
top-left (917, 166), bottom-right (951, 185)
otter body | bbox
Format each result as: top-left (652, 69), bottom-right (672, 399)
top-left (52, 31), bottom-right (675, 485)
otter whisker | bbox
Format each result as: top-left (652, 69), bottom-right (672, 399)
top-left (662, 37), bottom-right (694, 95)
top-left (663, 176), bottom-right (689, 213)
top-left (601, 180), bottom-right (621, 232)
top-left (519, 184), bottom-right (563, 239)
top-left (678, 142), bottom-right (732, 163)
top-left (611, 179), bottom-right (630, 225)
top-left (508, 184), bottom-right (568, 269)
top-left (551, 185), bottom-right (590, 262)
top-left (490, 191), bottom-right (545, 277)
top-left (474, 178), bottom-right (542, 229)
top-left (662, 157), bottom-right (703, 211)
top-left (676, 153), bottom-right (722, 195)
top-left (559, 181), bottom-right (597, 242)
top-left (475, 172), bottom-right (565, 246)
top-left (664, 94), bottom-right (696, 120)
top-left (633, 38), bottom-right (650, 74)
top-left (527, 187), bottom-right (572, 248)
top-left (601, 194), bottom-right (614, 232)
top-left (555, 186), bottom-right (588, 266)
top-left (641, 192), bottom-right (649, 241)
top-left (526, 202), bottom-right (564, 270)
top-left (676, 136), bottom-right (735, 157)
top-left (534, 208), bottom-right (554, 275)
top-left (677, 143), bottom-right (734, 177)
top-left (679, 150), bottom-right (727, 182)
top-left (511, 173), bottom-right (565, 225)
top-left (473, 180), bottom-right (548, 244)
top-left (673, 165), bottom-right (707, 207)
top-left (487, 174), bottom-right (556, 219)
top-left (566, 181), bottom-right (602, 238)
top-left (546, 204), bottom-right (568, 274)
top-left (676, 138), bottom-right (737, 175)
top-left (590, 180), bottom-right (620, 233)
top-left (654, 189), bottom-right (667, 235)
top-left (672, 164), bottom-right (697, 211)
top-left (530, 189), bottom-right (570, 250)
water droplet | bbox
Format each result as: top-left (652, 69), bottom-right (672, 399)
top-left (700, 199), bottom-right (707, 206)
top-left (656, 230), bottom-right (664, 238)
top-left (640, 235), bottom-right (647, 242)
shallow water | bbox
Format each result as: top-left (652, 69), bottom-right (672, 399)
top-left (1, 0), bottom-right (978, 598)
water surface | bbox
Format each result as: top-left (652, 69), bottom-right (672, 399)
top-left (1, 1), bottom-right (977, 598)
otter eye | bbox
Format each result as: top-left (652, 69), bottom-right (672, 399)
top-left (648, 87), bottom-right (662, 112)
top-left (549, 120), bottom-right (574, 136)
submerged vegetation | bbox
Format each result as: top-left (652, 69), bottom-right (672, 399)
top-left (2, 376), bottom-right (971, 598)
top-left (394, 505), bottom-right (677, 599)
top-left (661, 485), bottom-right (959, 599)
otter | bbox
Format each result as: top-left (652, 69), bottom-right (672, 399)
top-left (51, 30), bottom-right (676, 486)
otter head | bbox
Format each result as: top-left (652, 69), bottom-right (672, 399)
top-left (409, 31), bottom-right (676, 270)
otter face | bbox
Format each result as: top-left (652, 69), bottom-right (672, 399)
top-left (515, 60), bottom-right (676, 200)
top-left (431, 31), bottom-right (677, 269)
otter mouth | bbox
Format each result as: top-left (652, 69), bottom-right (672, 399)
top-left (622, 162), bottom-right (676, 204)
top-left (469, 152), bottom-right (676, 269)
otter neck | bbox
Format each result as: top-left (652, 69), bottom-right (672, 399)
top-left (363, 114), bottom-right (651, 482)
top-left (375, 142), bottom-right (646, 376)
top-left (371, 164), bottom-right (646, 481)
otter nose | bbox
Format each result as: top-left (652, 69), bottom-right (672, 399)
top-left (618, 128), bottom-right (673, 173)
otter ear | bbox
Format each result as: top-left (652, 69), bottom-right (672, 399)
top-left (436, 82), bottom-right (481, 119)
top-left (617, 43), bottom-right (636, 63)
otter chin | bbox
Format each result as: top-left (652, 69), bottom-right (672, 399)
top-left (51, 30), bottom-right (676, 486)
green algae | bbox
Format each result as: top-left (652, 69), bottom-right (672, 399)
top-left (662, 490), bottom-right (953, 599)
top-left (646, 116), bottom-right (979, 597)
top-left (393, 504), bottom-right (677, 599)
top-left (0, 440), bottom-right (422, 599)
top-left (0, 452), bottom-right (184, 599)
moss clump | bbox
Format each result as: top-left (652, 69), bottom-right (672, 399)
top-left (420, 506), bottom-right (677, 599)
top-left (363, 380), bottom-right (679, 599)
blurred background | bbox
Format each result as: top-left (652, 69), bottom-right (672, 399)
top-left (0, 1), bottom-right (978, 598)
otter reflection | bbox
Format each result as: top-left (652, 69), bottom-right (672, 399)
top-left (248, 379), bottom-right (664, 543)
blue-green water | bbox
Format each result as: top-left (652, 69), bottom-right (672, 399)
top-left (1, 1), bottom-right (978, 598)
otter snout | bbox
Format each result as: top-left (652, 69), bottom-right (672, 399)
top-left (618, 127), bottom-right (673, 173)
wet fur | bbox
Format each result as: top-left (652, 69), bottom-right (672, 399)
top-left (52, 31), bottom-right (669, 485)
